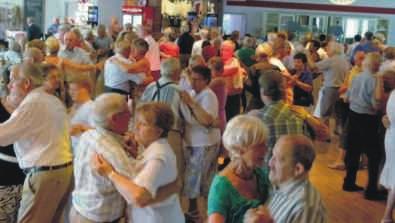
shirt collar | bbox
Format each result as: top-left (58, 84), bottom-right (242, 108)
top-left (275, 178), bottom-right (307, 195)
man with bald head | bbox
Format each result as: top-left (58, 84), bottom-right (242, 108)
top-left (245, 135), bottom-right (326, 223)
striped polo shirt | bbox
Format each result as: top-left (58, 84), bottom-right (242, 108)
top-left (269, 178), bottom-right (327, 223)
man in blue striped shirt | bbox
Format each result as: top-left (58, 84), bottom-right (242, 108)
top-left (244, 135), bottom-right (326, 223)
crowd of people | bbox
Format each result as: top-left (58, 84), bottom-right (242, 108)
top-left (0, 15), bottom-right (394, 223)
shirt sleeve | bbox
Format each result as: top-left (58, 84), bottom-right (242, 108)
top-left (0, 100), bottom-right (37, 146)
top-left (207, 176), bottom-right (230, 217)
top-left (133, 159), bottom-right (165, 197)
top-left (316, 58), bottom-right (331, 71)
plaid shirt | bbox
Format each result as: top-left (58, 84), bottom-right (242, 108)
top-left (250, 101), bottom-right (308, 163)
top-left (72, 128), bottom-right (136, 222)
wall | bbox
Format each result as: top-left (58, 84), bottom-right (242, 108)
top-left (224, 0), bottom-right (395, 44)
top-left (44, 0), bottom-right (122, 31)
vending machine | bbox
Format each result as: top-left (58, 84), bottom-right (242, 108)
top-left (122, 5), bottom-right (154, 29)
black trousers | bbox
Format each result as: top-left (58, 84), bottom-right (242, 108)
top-left (225, 94), bottom-right (241, 121)
top-left (344, 110), bottom-right (382, 192)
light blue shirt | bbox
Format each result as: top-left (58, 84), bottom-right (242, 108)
top-left (104, 54), bottom-right (145, 92)
top-left (316, 55), bottom-right (350, 87)
top-left (346, 71), bottom-right (378, 115)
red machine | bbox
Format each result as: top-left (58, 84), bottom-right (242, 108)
top-left (121, 5), bottom-right (154, 29)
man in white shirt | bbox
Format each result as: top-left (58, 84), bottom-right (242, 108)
top-left (104, 40), bottom-right (145, 95)
top-left (191, 28), bottom-right (209, 56)
top-left (137, 25), bottom-right (161, 81)
top-left (0, 63), bottom-right (73, 223)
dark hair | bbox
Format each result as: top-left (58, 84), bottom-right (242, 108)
top-left (293, 52), bottom-right (307, 64)
top-left (310, 40), bottom-right (320, 49)
top-left (354, 34), bottom-right (362, 42)
top-left (319, 34), bottom-right (327, 42)
top-left (365, 31), bottom-right (374, 41)
top-left (191, 65), bottom-right (211, 84)
top-left (136, 102), bottom-right (175, 138)
top-left (286, 135), bottom-right (316, 171)
top-left (202, 40), bottom-right (211, 49)
top-left (258, 69), bottom-right (284, 101)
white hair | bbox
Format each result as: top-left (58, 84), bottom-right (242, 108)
top-left (223, 115), bottom-right (269, 160)
top-left (160, 58), bottom-right (180, 79)
top-left (90, 93), bottom-right (127, 129)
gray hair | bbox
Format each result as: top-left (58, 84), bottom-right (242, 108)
top-left (114, 40), bottom-right (131, 54)
top-left (18, 62), bottom-right (44, 88)
top-left (160, 58), bottom-right (181, 79)
top-left (23, 47), bottom-right (44, 63)
top-left (90, 93), bottom-right (127, 129)
top-left (223, 115), bottom-right (268, 160)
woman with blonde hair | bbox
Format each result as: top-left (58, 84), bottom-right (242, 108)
top-left (159, 27), bottom-right (180, 60)
top-left (207, 115), bottom-right (271, 223)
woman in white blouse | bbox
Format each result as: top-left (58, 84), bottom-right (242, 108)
top-left (92, 102), bottom-right (184, 223)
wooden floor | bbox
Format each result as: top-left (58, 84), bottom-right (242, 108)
top-left (310, 139), bottom-right (386, 223)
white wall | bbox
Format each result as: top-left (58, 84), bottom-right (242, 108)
top-left (97, 0), bottom-right (123, 27)
top-left (44, 0), bottom-right (122, 31)
top-left (224, 1), bottom-right (395, 44)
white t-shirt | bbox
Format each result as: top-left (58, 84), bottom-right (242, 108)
top-left (183, 87), bottom-right (221, 147)
top-left (129, 138), bottom-right (184, 223)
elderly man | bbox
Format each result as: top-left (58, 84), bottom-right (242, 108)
top-left (141, 58), bottom-right (216, 184)
top-left (0, 62), bottom-right (73, 223)
top-left (191, 28), bottom-right (209, 57)
top-left (104, 40), bottom-right (145, 95)
top-left (70, 93), bottom-right (135, 222)
top-left (58, 31), bottom-right (92, 65)
top-left (310, 42), bottom-right (350, 123)
top-left (249, 70), bottom-right (310, 164)
top-left (245, 135), bottom-right (326, 223)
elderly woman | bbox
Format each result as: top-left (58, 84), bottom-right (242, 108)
top-left (180, 65), bottom-right (221, 222)
top-left (159, 27), bottom-right (180, 60)
top-left (343, 52), bottom-right (383, 200)
top-left (92, 102), bottom-right (184, 223)
top-left (207, 115), bottom-right (271, 223)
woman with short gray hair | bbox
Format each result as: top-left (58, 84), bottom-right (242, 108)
top-left (207, 114), bottom-right (271, 223)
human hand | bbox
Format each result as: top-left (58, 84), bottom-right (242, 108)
top-left (124, 132), bottom-right (138, 158)
top-left (382, 115), bottom-right (390, 128)
top-left (70, 123), bottom-right (91, 136)
top-left (179, 91), bottom-right (195, 107)
top-left (91, 153), bottom-right (115, 177)
top-left (244, 205), bottom-right (274, 223)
